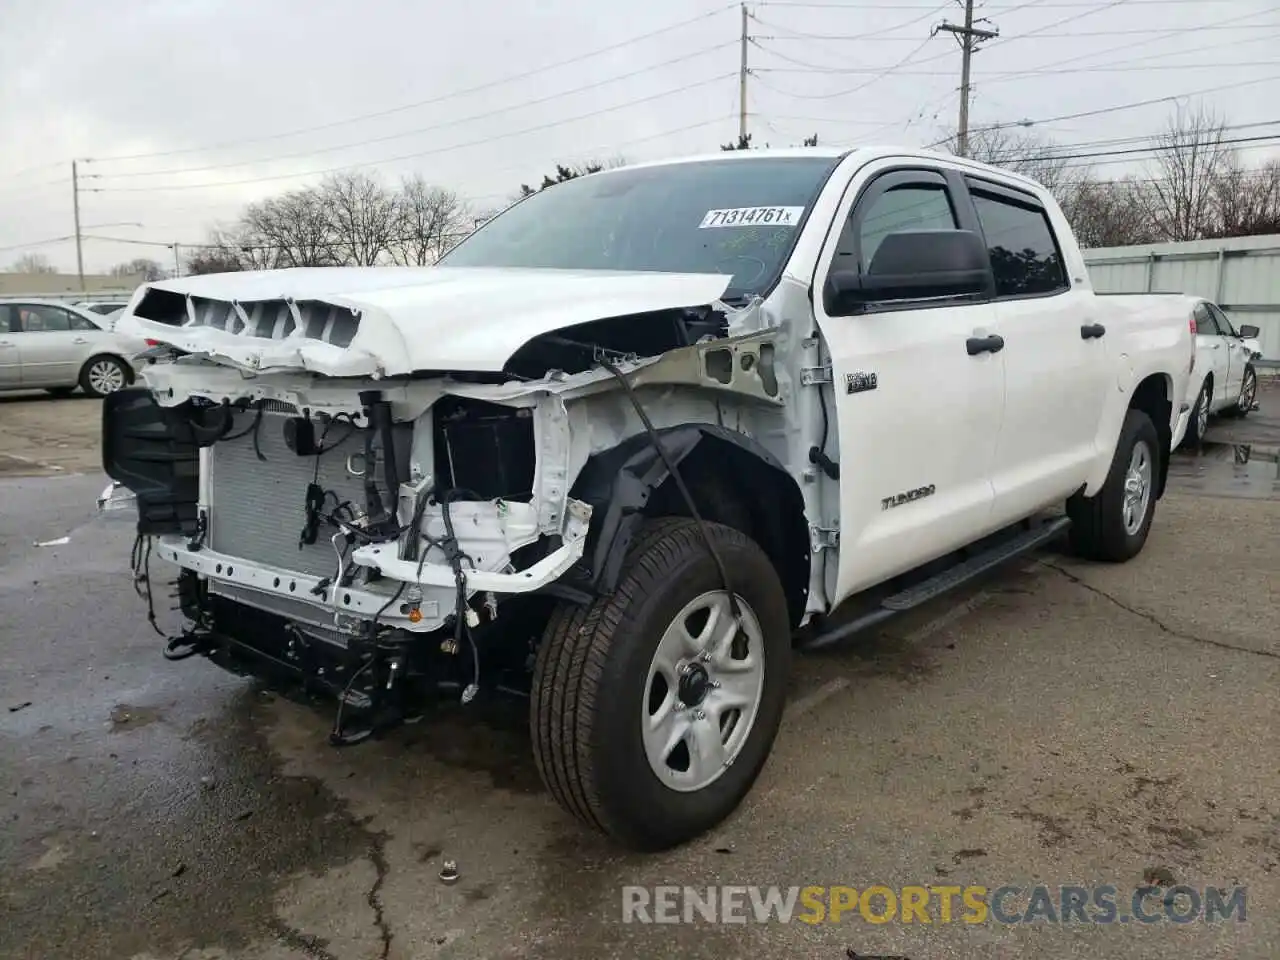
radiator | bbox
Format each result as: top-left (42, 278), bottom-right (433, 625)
top-left (207, 409), bottom-right (374, 579)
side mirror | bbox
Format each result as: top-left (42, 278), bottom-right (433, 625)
top-left (1238, 324), bottom-right (1260, 339)
top-left (823, 230), bottom-right (992, 315)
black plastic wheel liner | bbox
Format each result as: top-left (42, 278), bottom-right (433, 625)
top-left (566, 424), bottom-right (810, 626)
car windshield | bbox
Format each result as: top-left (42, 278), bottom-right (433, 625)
top-left (439, 156), bottom-right (841, 299)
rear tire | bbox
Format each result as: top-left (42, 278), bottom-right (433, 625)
top-left (530, 517), bottom-right (791, 850)
top-left (79, 355), bottom-right (130, 398)
top-left (1183, 378), bottom-right (1210, 446)
top-left (1067, 409), bottom-right (1160, 562)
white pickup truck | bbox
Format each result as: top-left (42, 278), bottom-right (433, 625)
top-left (103, 146), bottom-right (1194, 850)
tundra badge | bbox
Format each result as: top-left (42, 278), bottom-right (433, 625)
top-left (881, 484), bottom-right (936, 510)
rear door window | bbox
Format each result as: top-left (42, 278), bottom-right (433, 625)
top-left (967, 185), bottom-right (1068, 298)
top-left (1194, 302), bottom-right (1221, 336)
top-left (16, 305), bottom-right (74, 332)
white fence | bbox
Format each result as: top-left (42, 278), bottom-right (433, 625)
top-left (1083, 234), bottom-right (1280, 367)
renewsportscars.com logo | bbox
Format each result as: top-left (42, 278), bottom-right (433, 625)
top-left (621, 884), bottom-right (1248, 925)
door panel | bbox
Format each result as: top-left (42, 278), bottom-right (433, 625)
top-left (966, 182), bottom-right (1111, 525)
top-left (1207, 303), bottom-right (1242, 403)
top-left (813, 165), bottom-right (1003, 603)
top-left (1193, 302), bottom-right (1230, 410)
top-left (0, 305), bottom-right (20, 387)
top-left (12, 305), bottom-right (94, 386)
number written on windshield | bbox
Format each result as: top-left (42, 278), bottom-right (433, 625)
top-left (699, 206), bottom-right (805, 229)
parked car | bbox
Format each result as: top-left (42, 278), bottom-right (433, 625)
top-left (76, 299), bottom-right (133, 316)
top-left (101, 147), bottom-right (1194, 850)
top-left (0, 299), bottom-right (148, 397)
top-left (1179, 296), bottom-right (1262, 445)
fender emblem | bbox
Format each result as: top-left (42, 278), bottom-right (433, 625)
top-left (846, 371), bottom-right (878, 394)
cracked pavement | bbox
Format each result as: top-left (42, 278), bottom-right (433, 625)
top-left (1, 383), bottom-right (1278, 959)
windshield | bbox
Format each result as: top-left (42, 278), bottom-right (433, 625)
top-left (440, 156), bottom-right (840, 299)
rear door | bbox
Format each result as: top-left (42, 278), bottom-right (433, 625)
top-left (812, 162), bottom-right (1004, 601)
top-left (13, 304), bottom-right (101, 387)
top-left (1205, 302), bottom-right (1244, 405)
top-left (0, 305), bottom-right (20, 387)
top-left (963, 177), bottom-right (1111, 527)
top-left (1192, 301), bottom-right (1231, 410)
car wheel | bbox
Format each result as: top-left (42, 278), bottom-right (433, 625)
top-left (1228, 364), bottom-right (1257, 418)
top-left (79, 356), bottom-right (130, 397)
top-left (1183, 378), bottom-right (1211, 446)
top-left (530, 517), bottom-right (791, 850)
top-left (1067, 408), bottom-right (1160, 563)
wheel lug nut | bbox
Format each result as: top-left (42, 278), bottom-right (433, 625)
top-left (693, 709), bottom-right (707, 720)
top-left (674, 701), bottom-right (686, 712)
top-left (699, 651), bottom-right (712, 663)
top-left (710, 680), bottom-right (721, 689)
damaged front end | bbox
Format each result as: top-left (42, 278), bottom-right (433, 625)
top-left (100, 268), bottom-right (780, 743)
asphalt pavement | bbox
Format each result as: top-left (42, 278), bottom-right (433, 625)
top-left (1, 385), bottom-right (1278, 960)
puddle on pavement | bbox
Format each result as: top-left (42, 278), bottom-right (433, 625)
top-left (1168, 441), bottom-right (1280, 501)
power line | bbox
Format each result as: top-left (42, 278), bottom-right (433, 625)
top-left (86, 42), bottom-right (737, 181)
top-left (755, 0), bottom-right (1245, 7)
top-left (87, 73), bottom-right (738, 193)
top-left (748, 34), bottom-right (942, 100)
top-left (756, 22), bottom-right (1280, 40)
top-left (757, 59), bottom-right (1280, 76)
top-left (77, 3), bottom-right (738, 168)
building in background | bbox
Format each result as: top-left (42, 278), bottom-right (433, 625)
top-left (0, 272), bottom-right (143, 299)
top-left (1084, 234), bottom-right (1279, 367)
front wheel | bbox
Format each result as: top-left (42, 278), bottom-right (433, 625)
top-left (1067, 408), bottom-right (1160, 562)
top-left (1227, 364), bottom-right (1257, 418)
top-left (531, 517), bottom-right (791, 850)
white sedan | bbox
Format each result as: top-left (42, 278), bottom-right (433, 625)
top-left (1180, 297), bottom-right (1262, 446)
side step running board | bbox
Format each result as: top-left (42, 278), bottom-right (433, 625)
top-left (800, 516), bottom-right (1071, 652)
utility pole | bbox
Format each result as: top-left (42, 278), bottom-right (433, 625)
top-left (738, 3), bottom-right (749, 144)
top-left (71, 160), bottom-right (85, 291)
top-left (935, 0), bottom-right (998, 157)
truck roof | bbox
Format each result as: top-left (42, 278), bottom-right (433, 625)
top-left (595, 144), bottom-right (1046, 192)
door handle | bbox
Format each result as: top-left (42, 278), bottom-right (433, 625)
top-left (1211, 342), bottom-right (1222, 350)
top-left (1080, 323), bottom-right (1106, 339)
top-left (966, 334), bottom-right (1004, 356)
top-left (0, 341), bottom-right (15, 349)
top-left (73, 336), bottom-right (89, 344)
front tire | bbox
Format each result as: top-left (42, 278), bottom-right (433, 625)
top-left (79, 355), bottom-right (130, 398)
top-left (531, 517), bottom-right (791, 850)
top-left (1067, 409), bottom-right (1160, 562)
top-left (1227, 364), bottom-right (1257, 418)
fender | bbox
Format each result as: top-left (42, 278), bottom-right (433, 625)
top-left (566, 424), bottom-right (810, 623)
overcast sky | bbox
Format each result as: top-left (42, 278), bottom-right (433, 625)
top-left (2, 0), bottom-right (1276, 273)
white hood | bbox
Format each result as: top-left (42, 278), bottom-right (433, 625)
top-left (119, 266), bottom-right (733, 378)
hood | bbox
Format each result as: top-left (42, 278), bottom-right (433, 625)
top-left (117, 266), bottom-right (733, 378)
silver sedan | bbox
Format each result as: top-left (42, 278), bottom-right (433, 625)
top-left (0, 299), bottom-right (147, 397)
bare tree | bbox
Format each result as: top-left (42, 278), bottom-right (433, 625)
top-left (1143, 103), bottom-right (1230, 241)
top-left (1058, 176), bottom-right (1158, 249)
top-left (1209, 154), bottom-right (1280, 239)
top-left (942, 127), bottom-right (1070, 193)
top-left (109, 258), bottom-right (165, 282)
top-left (185, 243), bottom-right (246, 276)
top-left (320, 171), bottom-right (399, 266)
top-left (389, 176), bottom-right (469, 266)
top-left (243, 188), bottom-right (335, 268)
top-left (9, 252), bottom-right (56, 274)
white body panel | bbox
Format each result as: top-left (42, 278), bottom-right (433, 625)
top-left (110, 146), bottom-right (1194, 625)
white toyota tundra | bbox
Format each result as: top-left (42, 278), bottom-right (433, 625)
top-left (102, 147), bottom-right (1195, 850)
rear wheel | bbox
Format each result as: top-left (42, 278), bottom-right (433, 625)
top-left (530, 517), bottom-right (791, 850)
top-left (1184, 378), bottom-right (1211, 446)
top-left (79, 355), bottom-right (130, 398)
top-left (1067, 408), bottom-right (1160, 562)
